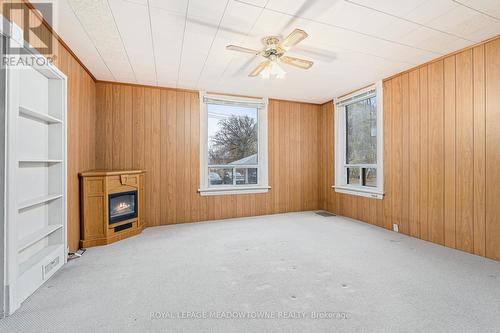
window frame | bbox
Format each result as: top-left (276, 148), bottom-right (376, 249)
top-left (334, 82), bottom-right (384, 199)
top-left (198, 92), bottom-right (269, 196)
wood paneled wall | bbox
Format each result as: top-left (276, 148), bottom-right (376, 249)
top-left (319, 36), bottom-right (500, 261)
top-left (95, 82), bottom-right (320, 226)
top-left (4, 2), bottom-right (500, 260)
top-left (1, 1), bottom-right (97, 251)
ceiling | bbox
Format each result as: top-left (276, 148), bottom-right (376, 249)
top-left (31, 0), bottom-right (500, 104)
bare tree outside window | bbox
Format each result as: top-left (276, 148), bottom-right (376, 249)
top-left (335, 84), bottom-right (382, 197)
top-left (346, 96), bottom-right (377, 164)
top-left (207, 104), bottom-right (258, 186)
top-left (208, 113), bottom-right (257, 165)
top-left (345, 96), bottom-right (377, 187)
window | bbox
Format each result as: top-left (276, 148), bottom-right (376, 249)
top-left (199, 93), bottom-right (269, 196)
top-left (334, 83), bottom-right (383, 199)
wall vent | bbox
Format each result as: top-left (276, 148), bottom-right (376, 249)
top-left (114, 222), bottom-right (132, 232)
top-left (44, 256), bottom-right (60, 278)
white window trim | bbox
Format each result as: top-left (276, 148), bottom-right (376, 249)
top-left (333, 82), bottom-right (384, 199)
top-left (198, 91), bottom-right (269, 196)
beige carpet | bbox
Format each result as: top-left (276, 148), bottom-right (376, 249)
top-left (1, 212), bottom-right (500, 332)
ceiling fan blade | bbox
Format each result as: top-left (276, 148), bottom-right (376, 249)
top-left (280, 29), bottom-right (308, 50)
top-left (226, 45), bottom-right (260, 55)
top-left (280, 56), bottom-right (313, 69)
top-left (249, 61), bottom-right (271, 77)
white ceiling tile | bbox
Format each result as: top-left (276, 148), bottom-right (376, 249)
top-left (31, 0), bottom-right (114, 80)
top-left (454, 0), bottom-right (500, 19)
top-left (347, 0), bottom-right (428, 17)
top-left (150, 0), bottom-right (188, 15)
top-left (316, 1), bottom-right (390, 33)
top-left (177, 0), bottom-right (229, 87)
top-left (266, 0), bottom-right (340, 18)
top-left (149, 7), bottom-right (185, 84)
top-left (177, 53), bottom-right (206, 86)
top-left (236, 0), bottom-right (270, 7)
top-left (188, 0), bottom-right (228, 22)
top-left (67, 0), bottom-right (135, 82)
top-left (403, 26), bottom-right (464, 53)
top-left (121, 0), bottom-right (147, 5)
top-left (426, 4), bottom-right (499, 42)
top-left (108, 0), bottom-right (156, 83)
top-left (404, 0), bottom-right (458, 25)
top-left (465, 21), bottom-right (500, 43)
top-left (216, 0), bottom-right (263, 41)
top-left (372, 18), bottom-right (420, 41)
top-left (197, 0), bottom-right (264, 85)
top-left (438, 35), bottom-right (476, 54)
top-left (34, 0), bottom-right (500, 103)
top-left (249, 8), bottom-right (307, 40)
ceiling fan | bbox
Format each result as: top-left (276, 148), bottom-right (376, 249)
top-left (226, 29), bottom-right (313, 79)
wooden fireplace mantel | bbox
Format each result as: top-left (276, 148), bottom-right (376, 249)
top-left (79, 170), bottom-right (146, 248)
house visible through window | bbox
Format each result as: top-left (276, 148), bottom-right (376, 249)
top-left (199, 93), bottom-right (268, 196)
top-left (334, 83), bottom-right (383, 199)
top-left (208, 103), bottom-right (258, 186)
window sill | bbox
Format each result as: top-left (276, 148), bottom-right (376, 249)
top-left (332, 185), bottom-right (384, 200)
top-left (198, 186), bottom-right (270, 196)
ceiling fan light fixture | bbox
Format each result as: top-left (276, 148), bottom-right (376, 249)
top-left (228, 29), bottom-right (313, 78)
top-left (260, 68), bottom-right (271, 79)
top-left (259, 60), bottom-right (286, 79)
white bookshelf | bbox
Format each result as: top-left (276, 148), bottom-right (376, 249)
top-left (2, 20), bottom-right (67, 315)
top-left (19, 106), bottom-right (62, 124)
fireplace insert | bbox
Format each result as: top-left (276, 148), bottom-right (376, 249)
top-left (108, 190), bottom-right (138, 224)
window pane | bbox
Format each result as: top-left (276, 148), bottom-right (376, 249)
top-left (346, 96), bottom-right (377, 164)
top-left (363, 168), bottom-right (377, 187)
top-left (347, 168), bottom-right (360, 185)
top-left (208, 104), bottom-right (258, 166)
top-left (235, 168), bottom-right (258, 185)
top-left (209, 168), bottom-right (233, 186)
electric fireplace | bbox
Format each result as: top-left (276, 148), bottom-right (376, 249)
top-left (80, 170), bottom-right (145, 247)
top-left (108, 190), bottom-right (138, 224)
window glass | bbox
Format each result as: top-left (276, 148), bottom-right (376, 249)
top-left (235, 168), bottom-right (258, 185)
top-left (207, 103), bottom-right (259, 187)
top-left (347, 168), bottom-right (360, 185)
top-left (345, 96), bottom-right (377, 164)
top-left (208, 168), bottom-right (233, 185)
top-left (207, 104), bottom-right (258, 166)
top-left (363, 168), bottom-right (377, 187)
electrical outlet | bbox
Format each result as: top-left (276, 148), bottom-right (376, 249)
top-left (393, 224), bottom-right (399, 232)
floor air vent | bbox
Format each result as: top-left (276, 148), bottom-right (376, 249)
top-left (315, 211), bottom-right (336, 217)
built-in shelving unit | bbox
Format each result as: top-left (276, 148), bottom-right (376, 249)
top-left (17, 225), bottom-right (63, 252)
top-left (18, 244), bottom-right (62, 277)
top-left (18, 194), bottom-right (63, 211)
top-left (18, 159), bottom-right (63, 164)
top-left (19, 106), bottom-right (62, 124)
top-left (2, 20), bottom-right (67, 315)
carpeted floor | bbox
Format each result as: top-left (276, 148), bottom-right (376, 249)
top-left (1, 212), bottom-right (500, 332)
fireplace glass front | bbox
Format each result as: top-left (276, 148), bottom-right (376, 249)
top-left (108, 191), bottom-right (137, 224)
